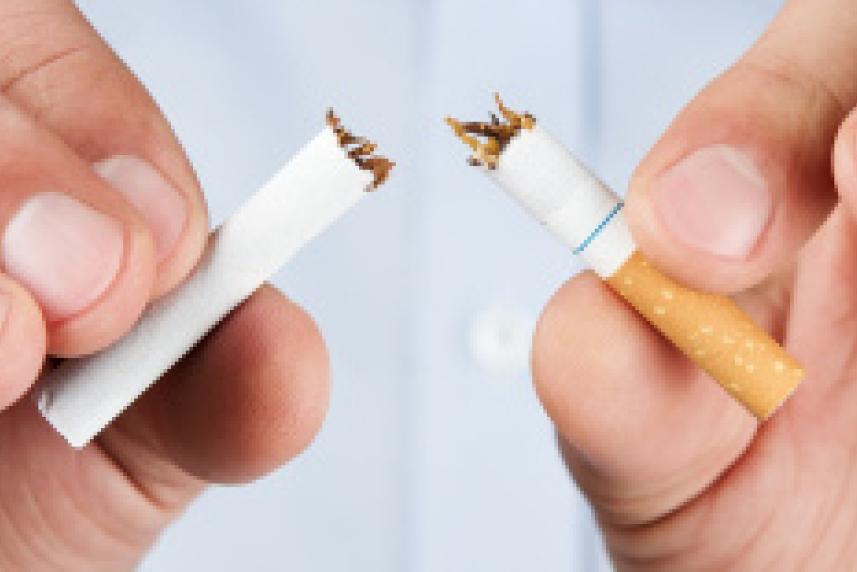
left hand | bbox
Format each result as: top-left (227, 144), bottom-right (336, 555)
top-left (0, 2), bottom-right (330, 569)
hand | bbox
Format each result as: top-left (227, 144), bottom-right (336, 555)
top-left (533, 0), bottom-right (857, 568)
top-left (0, 1), bottom-right (328, 568)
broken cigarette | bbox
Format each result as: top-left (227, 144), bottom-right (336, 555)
top-left (37, 110), bottom-right (394, 449)
top-left (446, 95), bottom-right (803, 420)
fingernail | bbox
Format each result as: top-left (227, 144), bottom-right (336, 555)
top-left (94, 155), bottom-right (187, 263)
top-left (2, 192), bottom-right (124, 321)
top-left (650, 144), bottom-right (771, 259)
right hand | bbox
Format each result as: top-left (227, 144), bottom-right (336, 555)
top-left (533, 0), bottom-right (857, 568)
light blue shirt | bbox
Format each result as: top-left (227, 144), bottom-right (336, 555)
top-left (74, 1), bottom-right (782, 570)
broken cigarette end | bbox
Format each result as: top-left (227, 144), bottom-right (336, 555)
top-left (326, 108), bottom-right (395, 189)
top-left (444, 93), bottom-right (536, 169)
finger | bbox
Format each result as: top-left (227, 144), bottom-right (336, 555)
top-left (0, 95), bottom-right (156, 356)
top-left (625, 0), bottom-right (857, 294)
top-left (0, 0), bottom-right (208, 297)
top-left (832, 105), bottom-right (857, 224)
top-left (0, 274), bottom-right (45, 409)
top-left (0, 286), bottom-right (327, 567)
top-left (100, 284), bottom-right (330, 485)
top-left (532, 272), bottom-right (757, 525)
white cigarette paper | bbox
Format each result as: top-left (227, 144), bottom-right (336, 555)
top-left (488, 125), bottom-right (634, 277)
top-left (37, 117), bottom-right (391, 448)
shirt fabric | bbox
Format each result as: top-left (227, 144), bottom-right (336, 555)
top-left (73, 1), bottom-right (782, 570)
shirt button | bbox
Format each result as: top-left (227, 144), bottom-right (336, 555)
top-left (468, 304), bottom-right (534, 375)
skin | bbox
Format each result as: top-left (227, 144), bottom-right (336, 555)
top-left (0, 1), bottom-right (329, 569)
top-left (533, 0), bottom-right (857, 569)
top-left (2, 0), bottom-right (855, 569)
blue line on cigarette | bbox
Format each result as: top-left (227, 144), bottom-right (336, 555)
top-left (573, 201), bottom-right (624, 255)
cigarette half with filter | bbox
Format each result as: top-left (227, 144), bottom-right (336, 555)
top-left (446, 94), bottom-right (803, 420)
top-left (36, 110), bottom-right (394, 449)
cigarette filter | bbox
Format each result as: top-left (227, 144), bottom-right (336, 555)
top-left (37, 111), bottom-right (394, 448)
top-left (446, 95), bottom-right (803, 420)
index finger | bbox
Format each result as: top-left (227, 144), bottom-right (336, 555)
top-left (0, 0), bottom-right (208, 298)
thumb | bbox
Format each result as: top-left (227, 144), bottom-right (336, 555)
top-left (625, 0), bottom-right (857, 294)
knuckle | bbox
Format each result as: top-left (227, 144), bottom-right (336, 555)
top-left (736, 55), bottom-right (847, 137)
top-left (0, 6), bottom-right (95, 92)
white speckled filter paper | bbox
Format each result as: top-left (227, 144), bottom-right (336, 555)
top-left (37, 128), bottom-right (372, 448)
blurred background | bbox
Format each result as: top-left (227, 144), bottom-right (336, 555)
top-left (73, 1), bottom-right (782, 570)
